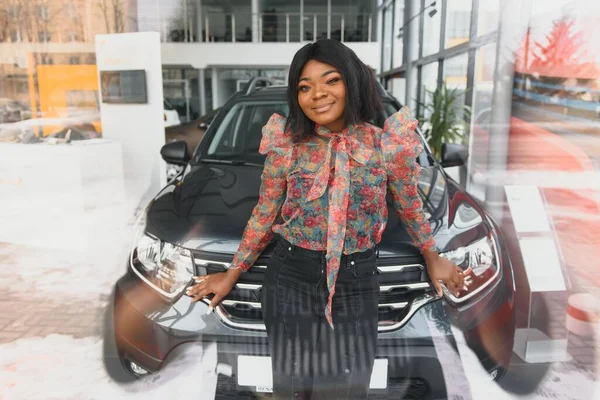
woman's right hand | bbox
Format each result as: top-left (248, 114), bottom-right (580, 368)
top-left (186, 268), bottom-right (242, 313)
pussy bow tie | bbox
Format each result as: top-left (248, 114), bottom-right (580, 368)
top-left (309, 125), bottom-right (373, 329)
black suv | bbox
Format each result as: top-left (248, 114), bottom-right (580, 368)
top-left (107, 79), bottom-right (516, 399)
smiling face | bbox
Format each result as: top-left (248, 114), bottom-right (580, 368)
top-left (297, 59), bottom-right (347, 133)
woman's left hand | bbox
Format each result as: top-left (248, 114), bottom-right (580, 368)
top-left (422, 250), bottom-right (465, 297)
top-left (185, 269), bottom-right (241, 313)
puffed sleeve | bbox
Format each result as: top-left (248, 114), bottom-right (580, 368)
top-left (230, 113), bottom-right (292, 270)
top-left (382, 107), bottom-right (437, 252)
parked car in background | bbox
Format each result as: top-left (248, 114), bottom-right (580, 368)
top-left (106, 79), bottom-right (517, 399)
top-left (0, 111), bottom-right (100, 143)
top-left (0, 98), bottom-right (31, 123)
top-left (163, 99), bottom-right (181, 128)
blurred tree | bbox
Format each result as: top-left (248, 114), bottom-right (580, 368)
top-left (97, 0), bottom-right (125, 34)
top-left (531, 16), bottom-right (584, 74)
top-left (514, 14), bottom-right (600, 116)
top-left (520, 15), bottom-right (599, 80)
top-left (0, 1), bottom-right (9, 42)
top-left (514, 26), bottom-right (533, 74)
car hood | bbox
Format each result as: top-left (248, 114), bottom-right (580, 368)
top-left (144, 162), bottom-right (490, 258)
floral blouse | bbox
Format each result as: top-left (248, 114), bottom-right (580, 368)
top-left (230, 106), bottom-right (436, 328)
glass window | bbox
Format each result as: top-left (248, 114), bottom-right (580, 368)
top-left (331, 0), bottom-right (375, 42)
top-left (478, 0), bottom-right (500, 35)
top-left (67, 32), bottom-right (80, 42)
top-left (17, 82), bottom-right (28, 94)
top-left (420, 62), bottom-right (439, 119)
top-left (445, 0), bottom-right (472, 48)
top-left (8, 5), bottom-right (19, 19)
top-left (393, 0), bottom-right (405, 67)
top-left (36, 5), bottom-right (50, 20)
top-left (409, 0), bottom-right (422, 61)
top-left (389, 77), bottom-right (406, 104)
top-left (382, 5), bottom-right (393, 71)
top-left (304, 0), bottom-right (329, 41)
top-left (38, 31), bottom-right (51, 43)
top-left (259, 0), bottom-right (300, 42)
top-left (137, 0), bottom-right (199, 42)
top-left (422, 0), bottom-right (442, 56)
top-left (443, 53), bottom-right (469, 120)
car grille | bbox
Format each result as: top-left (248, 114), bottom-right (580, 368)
top-left (193, 254), bottom-right (436, 332)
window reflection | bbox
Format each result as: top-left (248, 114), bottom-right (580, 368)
top-left (443, 53), bottom-right (469, 120)
top-left (420, 62), bottom-right (439, 120)
top-left (422, 0), bottom-right (442, 55)
top-left (478, 0), bottom-right (500, 35)
top-left (445, 0), bottom-right (472, 48)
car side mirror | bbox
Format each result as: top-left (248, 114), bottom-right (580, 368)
top-left (161, 141), bottom-right (189, 166)
top-left (441, 143), bottom-right (468, 167)
top-left (198, 121), bottom-right (208, 130)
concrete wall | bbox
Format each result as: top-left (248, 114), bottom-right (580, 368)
top-left (95, 32), bottom-right (166, 205)
top-left (0, 40), bottom-right (381, 71)
top-left (160, 42), bottom-right (381, 71)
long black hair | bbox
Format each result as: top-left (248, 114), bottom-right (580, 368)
top-left (286, 39), bottom-right (383, 141)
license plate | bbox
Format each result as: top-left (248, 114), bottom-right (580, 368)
top-left (237, 356), bottom-right (388, 389)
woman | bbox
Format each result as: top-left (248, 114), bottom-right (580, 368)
top-left (186, 39), bottom-right (465, 399)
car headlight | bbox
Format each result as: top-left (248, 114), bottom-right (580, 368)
top-left (440, 233), bottom-right (501, 303)
top-left (130, 232), bottom-right (194, 298)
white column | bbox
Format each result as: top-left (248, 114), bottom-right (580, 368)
top-left (198, 68), bottom-right (206, 115)
top-left (211, 68), bottom-right (220, 109)
top-left (195, 0), bottom-right (203, 42)
top-left (300, 0), bottom-right (304, 41)
top-left (251, 0), bottom-right (260, 42)
top-left (183, 0), bottom-right (189, 41)
top-left (403, 0), bottom-right (417, 109)
top-left (327, 0), bottom-right (331, 39)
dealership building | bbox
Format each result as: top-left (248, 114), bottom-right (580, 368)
top-left (0, 0), bottom-right (499, 121)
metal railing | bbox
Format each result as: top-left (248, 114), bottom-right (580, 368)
top-left (161, 12), bottom-right (374, 43)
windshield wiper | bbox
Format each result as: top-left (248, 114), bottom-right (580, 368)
top-left (200, 158), bottom-right (246, 165)
top-left (200, 158), bottom-right (263, 166)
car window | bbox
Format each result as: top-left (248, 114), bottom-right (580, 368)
top-left (203, 102), bottom-right (289, 163)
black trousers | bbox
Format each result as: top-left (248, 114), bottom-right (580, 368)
top-left (261, 234), bottom-right (380, 400)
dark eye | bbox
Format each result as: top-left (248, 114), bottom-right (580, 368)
top-left (327, 77), bottom-right (341, 84)
top-left (297, 85), bottom-right (310, 93)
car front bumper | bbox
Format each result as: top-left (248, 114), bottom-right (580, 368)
top-left (113, 245), bottom-right (515, 399)
top-left (114, 270), bottom-right (449, 399)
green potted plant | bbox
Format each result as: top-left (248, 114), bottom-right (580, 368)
top-left (418, 84), bottom-right (471, 159)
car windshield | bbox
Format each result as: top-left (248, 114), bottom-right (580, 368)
top-left (195, 98), bottom-right (443, 223)
top-left (197, 100), bottom-right (432, 165)
top-left (198, 102), bottom-right (291, 164)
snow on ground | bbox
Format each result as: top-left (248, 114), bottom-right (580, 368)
top-left (1, 156), bottom-right (598, 399)
top-left (0, 335), bottom-right (218, 400)
top-left (0, 241), bottom-right (128, 302)
top-left (451, 326), bottom-right (600, 400)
